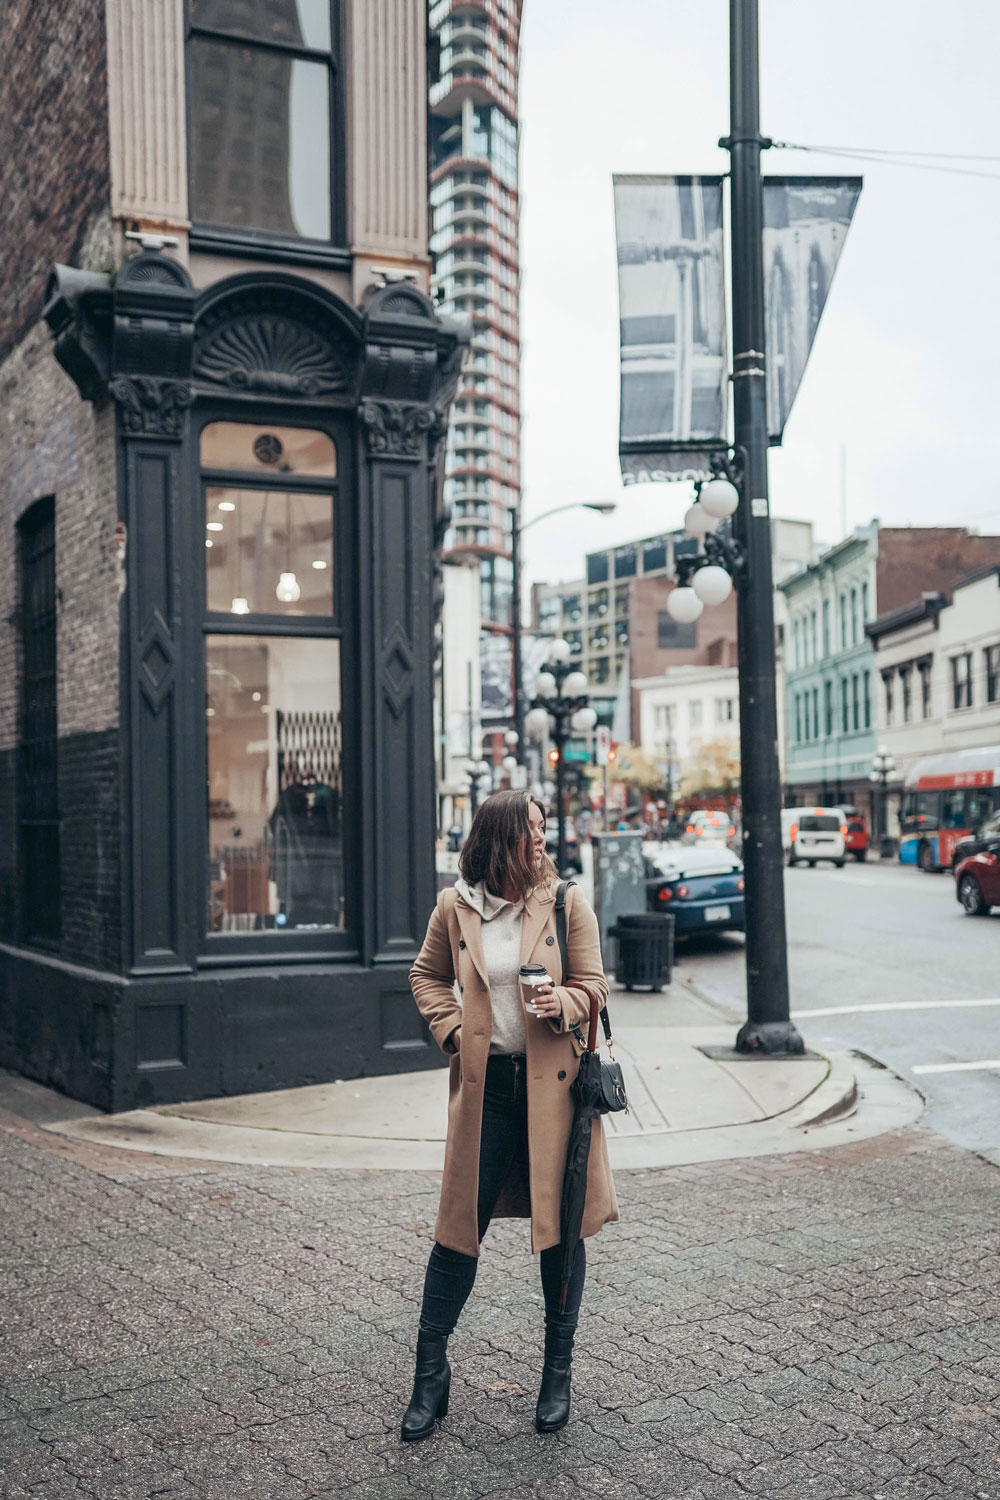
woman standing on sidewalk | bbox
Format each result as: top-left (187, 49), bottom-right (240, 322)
top-left (403, 790), bottom-right (618, 1441)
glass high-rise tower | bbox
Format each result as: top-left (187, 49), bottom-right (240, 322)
top-left (429, 0), bottom-right (522, 655)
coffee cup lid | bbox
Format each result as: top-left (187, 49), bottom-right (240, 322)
top-left (519, 963), bottom-right (547, 976)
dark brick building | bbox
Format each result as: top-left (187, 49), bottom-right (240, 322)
top-left (0, 0), bottom-right (463, 1110)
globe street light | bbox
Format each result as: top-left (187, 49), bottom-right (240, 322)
top-left (510, 499), bottom-right (618, 761)
top-left (870, 745), bottom-right (897, 858)
top-left (529, 638), bottom-right (593, 875)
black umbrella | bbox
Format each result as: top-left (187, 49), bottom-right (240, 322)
top-left (557, 1000), bottom-right (605, 1308)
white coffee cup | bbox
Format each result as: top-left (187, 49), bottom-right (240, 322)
top-left (519, 963), bottom-right (552, 1015)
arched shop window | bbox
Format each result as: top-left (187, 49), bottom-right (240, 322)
top-left (200, 420), bottom-right (350, 949)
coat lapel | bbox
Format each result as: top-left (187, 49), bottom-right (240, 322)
top-left (454, 895), bottom-right (490, 992)
top-left (519, 884), bottom-right (556, 969)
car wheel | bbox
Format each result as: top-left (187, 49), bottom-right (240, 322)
top-left (835, 860), bottom-right (845, 869)
top-left (787, 854), bottom-right (797, 867)
top-left (959, 875), bottom-right (988, 916)
top-left (918, 841), bottom-right (935, 873)
top-left (808, 860), bottom-right (816, 868)
top-left (854, 850), bottom-right (867, 863)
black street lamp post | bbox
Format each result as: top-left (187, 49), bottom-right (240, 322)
top-left (465, 758), bottom-right (491, 817)
top-left (662, 0), bottom-right (802, 1054)
top-left (869, 746), bottom-right (897, 858)
top-left (525, 640), bottom-right (596, 876)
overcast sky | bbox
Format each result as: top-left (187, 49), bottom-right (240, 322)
top-left (517, 0), bottom-right (1000, 588)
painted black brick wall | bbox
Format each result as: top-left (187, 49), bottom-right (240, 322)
top-left (59, 728), bottom-right (121, 970)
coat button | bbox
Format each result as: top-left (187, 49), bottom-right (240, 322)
top-left (545, 936), bottom-right (555, 946)
top-left (459, 939), bottom-right (466, 948)
top-left (558, 1070), bottom-right (567, 1080)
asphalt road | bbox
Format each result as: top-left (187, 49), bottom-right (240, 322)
top-left (673, 854), bottom-right (1000, 1162)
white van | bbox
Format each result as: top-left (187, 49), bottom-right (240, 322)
top-left (780, 807), bottom-right (813, 856)
top-left (789, 807), bottom-right (847, 868)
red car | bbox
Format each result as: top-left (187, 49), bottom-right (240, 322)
top-left (843, 813), bottom-right (870, 862)
top-left (954, 844), bottom-right (1000, 916)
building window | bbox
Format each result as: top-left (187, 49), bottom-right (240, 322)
top-left (588, 588), bottom-right (609, 620)
top-left (839, 593), bottom-right (847, 649)
top-left (715, 697), bottom-right (735, 724)
top-left (861, 580), bottom-right (869, 622)
top-left (793, 618), bottom-right (800, 669)
top-left (642, 537), bottom-right (667, 574)
top-left (863, 670), bottom-right (871, 729)
top-left (794, 693), bottom-right (802, 743)
top-left (201, 421), bottom-right (347, 943)
top-left (986, 644), bottom-right (1000, 704)
top-left (901, 667), bottom-right (912, 723)
top-left (851, 674), bottom-right (859, 731)
top-left (883, 670), bottom-right (894, 725)
top-left (822, 600), bottom-right (830, 658)
top-left (187, 0), bottom-right (342, 247)
top-left (657, 612), bottom-right (696, 650)
top-left (850, 587), bottom-right (858, 644)
top-left (18, 498), bottom-right (60, 948)
top-left (842, 677), bottom-right (850, 733)
top-left (812, 687), bottom-right (819, 740)
top-left (613, 543), bottom-right (637, 579)
top-left (951, 653), bottom-right (973, 710)
top-left (586, 551), bottom-right (609, 585)
top-left (689, 700), bottom-right (703, 729)
top-left (919, 659), bottom-right (932, 718)
top-left (824, 680), bottom-right (833, 737)
top-left (811, 611), bottom-right (818, 663)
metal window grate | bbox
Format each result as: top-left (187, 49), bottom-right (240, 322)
top-left (18, 498), bottom-right (60, 946)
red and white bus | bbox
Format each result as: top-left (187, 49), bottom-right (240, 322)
top-left (900, 746), bottom-right (1000, 871)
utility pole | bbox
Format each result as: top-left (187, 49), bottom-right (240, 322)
top-left (510, 508), bottom-right (525, 759)
top-left (725, 0), bottom-right (803, 1054)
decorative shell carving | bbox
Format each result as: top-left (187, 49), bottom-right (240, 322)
top-left (194, 316), bottom-right (349, 395)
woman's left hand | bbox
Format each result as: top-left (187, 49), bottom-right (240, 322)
top-left (529, 981), bottom-right (562, 1021)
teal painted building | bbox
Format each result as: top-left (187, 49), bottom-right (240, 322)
top-left (780, 528), bottom-right (878, 813)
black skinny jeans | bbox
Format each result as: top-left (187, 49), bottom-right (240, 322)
top-left (418, 1053), bottom-right (586, 1338)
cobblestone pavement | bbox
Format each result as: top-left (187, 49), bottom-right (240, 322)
top-left (3, 1106), bottom-right (1000, 1500)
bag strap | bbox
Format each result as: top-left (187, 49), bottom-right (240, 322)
top-left (555, 879), bottom-right (613, 1049)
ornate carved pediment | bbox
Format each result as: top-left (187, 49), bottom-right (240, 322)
top-left (360, 400), bottom-right (447, 457)
top-left (193, 278), bottom-right (362, 401)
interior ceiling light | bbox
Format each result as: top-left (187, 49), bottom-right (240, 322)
top-left (207, 521), bottom-right (224, 532)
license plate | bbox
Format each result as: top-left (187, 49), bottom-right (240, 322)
top-left (704, 904), bottom-right (731, 922)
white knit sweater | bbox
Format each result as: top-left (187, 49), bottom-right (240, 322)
top-left (455, 878), bottom-right (530, 1055)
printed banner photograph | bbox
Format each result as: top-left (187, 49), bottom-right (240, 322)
top-left (613, 174), bottom-right (727, 485)
top-left (763, 176), bottom-right (862, 443)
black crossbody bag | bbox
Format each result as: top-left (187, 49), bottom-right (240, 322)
top-left (555, 880), bottom-right (629, 1115)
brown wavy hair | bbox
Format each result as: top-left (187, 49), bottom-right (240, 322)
top-left (458, 790), bottom-right (557, 902)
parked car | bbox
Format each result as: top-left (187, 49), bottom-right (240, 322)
top-left (951, 810), bottom-right (1000, 870)
top-left (545, 816), bottom-right (582, 873)
top-left (788, 808), bottom-right (847, 868)
top-left (781, 807), bottom-right (814, 858)
top-left (954, 841), bottom-right (1000, 916)
top-left (642, 843), bottom-right (745, 935)
top-left (843, 812), bottom-right (870, 862)
top-left (682, 810), bottom-right (736, 846)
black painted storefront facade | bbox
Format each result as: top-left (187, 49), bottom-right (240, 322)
top-left (0, 251), bottom-right (463, 1111)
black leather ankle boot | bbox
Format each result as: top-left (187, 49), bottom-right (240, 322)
top-left (535, 1323), bottom-right (575, 1433)
top-left (400, 1329), bottom-right (451, 1442)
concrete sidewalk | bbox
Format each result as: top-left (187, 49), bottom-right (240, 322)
top-left (0, 976), bottom-right (921, 1172)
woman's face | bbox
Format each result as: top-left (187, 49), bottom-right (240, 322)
top-left (527, 800), bottom-right (546, 867)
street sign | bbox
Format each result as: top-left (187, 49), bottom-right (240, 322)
top-left (563, 747), bottom-right (591, 762)
top-left (595, 726), bottom-right (611, 766)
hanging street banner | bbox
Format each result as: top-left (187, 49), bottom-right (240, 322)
top-left (762, 176), bottom-right (862, 443)
top-left (613, 175), bottom-right (728, 485)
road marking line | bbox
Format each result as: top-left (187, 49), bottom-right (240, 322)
top-left (792, 999), bottom-right (1000, 1018)
top-left (912, 1060), bottom-right (1000, 1075)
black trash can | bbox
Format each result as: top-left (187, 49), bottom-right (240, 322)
top-left (609, 912), bottom-right (675, 991)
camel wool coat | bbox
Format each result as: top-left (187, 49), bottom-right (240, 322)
top-left (409, 877), bottom-right (619, 1258)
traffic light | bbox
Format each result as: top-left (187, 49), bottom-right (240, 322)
top-left (548, 748), bottom-right (560, 765)
top-left (607, 744), bottom-right (617, 765)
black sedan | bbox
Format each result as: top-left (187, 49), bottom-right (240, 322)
top-left (950, 810), bottom-right (1000, 869)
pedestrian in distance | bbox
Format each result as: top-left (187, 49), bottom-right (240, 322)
top-left (403, 789), bottom-right (618, 1441)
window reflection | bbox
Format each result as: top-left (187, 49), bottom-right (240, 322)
top-left (206, 635), bottom-right (343, 933)
top-left (189, 37), bottom-right (331, 240)
top-left (205, 487), bottom-right (334, 616)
